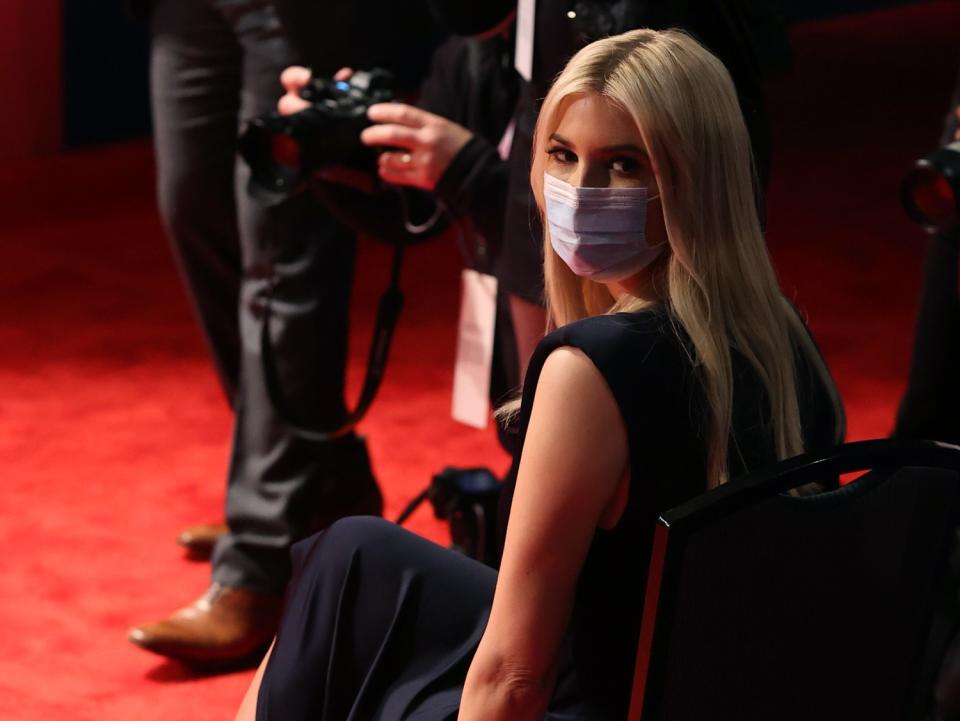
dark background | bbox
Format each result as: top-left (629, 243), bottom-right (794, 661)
top-left (64, 1), bottom-right (150, 147)
top-left (63, 0), bottom-right (916, 148)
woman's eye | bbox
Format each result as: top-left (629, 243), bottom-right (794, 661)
top-left (547, 147), bottom-right (577, 164)
top-left (611, 156), bottom-right (640, 174)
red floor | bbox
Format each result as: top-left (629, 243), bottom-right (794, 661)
top-left (1, 3), bottom-right (959, 719)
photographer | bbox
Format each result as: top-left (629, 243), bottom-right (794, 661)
top-left (278, 6), bottom-right (528, 416)
top-left (895, 66), bottom-right (960, 444)
top-left (128, 0), bottom-right (443, 665)
top-left (894, 65), bottom-right (960, 721)
top-left (277, 3), bottom-right (516, 242)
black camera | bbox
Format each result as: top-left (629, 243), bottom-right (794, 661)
top-left (238, 69), bottom-right (394, 200)
top-left (396, 467), bottom-right (503, 567)
top-left (428, 467), bottom-right (502, 566)
top-left (902, 141), bottom-right (960, 235)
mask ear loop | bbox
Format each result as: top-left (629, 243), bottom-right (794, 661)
top-left (644, 194), bottom-right (668, 255)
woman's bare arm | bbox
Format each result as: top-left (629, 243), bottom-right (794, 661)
top-left (458, 346), bottom-right (630, 721)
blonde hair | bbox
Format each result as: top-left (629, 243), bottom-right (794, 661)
top-left (528, 28), bottom-right (806, 487)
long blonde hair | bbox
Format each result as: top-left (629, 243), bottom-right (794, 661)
top-left (529, 29), bottom-right (806, 487)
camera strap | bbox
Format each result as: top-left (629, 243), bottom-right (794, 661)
top-left (259, 242), bottom-right (405, 442)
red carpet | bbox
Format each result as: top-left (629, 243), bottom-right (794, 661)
top-left (1, 3), bottom-right (959, 719)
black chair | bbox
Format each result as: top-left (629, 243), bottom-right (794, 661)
top-left (628, 439), bottom-right (960, 721)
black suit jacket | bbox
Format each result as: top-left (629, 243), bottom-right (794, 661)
top-left (272, 0), bottom-right (445, 89)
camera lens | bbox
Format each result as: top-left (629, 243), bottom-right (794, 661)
top-left (238, 117), bottom-right (303, 199)
top-left (902, 142), bottom-right (960, 233)
top-left (271, 133), bottom-right (301, 172)
top-left (903, 165), bottom-right (956, 229)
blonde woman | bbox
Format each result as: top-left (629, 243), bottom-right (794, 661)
top-left (236, 28), bottom-right (843, 721)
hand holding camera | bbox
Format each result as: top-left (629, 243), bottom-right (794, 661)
top-left (239, 65), bottom-right (394, 200)
top-left (278, 65), bottom-right (475, 192)
top-left (278, 65), bottom-right (354, 115)
top-left (360, 103), bottom-right (474, 192)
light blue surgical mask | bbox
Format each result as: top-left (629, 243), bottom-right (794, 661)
top-left (543, 172), bottom-right (664, 282)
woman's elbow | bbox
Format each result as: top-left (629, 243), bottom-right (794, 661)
top-left (464, 654), bottom-right (554, 713)
top-left (490, 659), bottom-right (551, 695)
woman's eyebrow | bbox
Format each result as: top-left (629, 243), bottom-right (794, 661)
top-left (598, 143), bottom-right (648, 155)
top-left (550, 134), bottom-right (648, 156)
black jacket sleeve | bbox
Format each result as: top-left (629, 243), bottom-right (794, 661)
top-left (434, 135), bottom-right (509, 258)
top-left (415, 35), bottom-right (517, 265)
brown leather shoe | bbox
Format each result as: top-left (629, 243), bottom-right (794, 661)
top-left (128, 583), bottom-right (282, 664)
top-left (176, 522), bottom-right (229, 560)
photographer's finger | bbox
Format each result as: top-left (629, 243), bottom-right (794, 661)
top-left (334, 67), bottom-right (354, 82)
top-left (379, 150), bottom-right (415, 172)
top-left (278, 93), bottom-right (311, 116)
top-left (360, 124), bottom-right (418, 149)
top-left (367, 103), bottom-right (429, 128)
top-left (377, 162), bottom-right (423, 189)
top-left (280, 65), bottom-right (312, 92)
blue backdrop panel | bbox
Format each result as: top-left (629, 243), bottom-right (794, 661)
top-left (63, 1), bottom-right (151, 148)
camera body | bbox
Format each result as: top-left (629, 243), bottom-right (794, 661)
top-left (428, 467), bottom-right (502, 567)
top-left (239, 69), bottom-right (394, 200)
top-left (902, 141), bottom-right (960, 235)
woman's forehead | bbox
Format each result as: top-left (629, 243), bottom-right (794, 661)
top-left (554, 93), bottom-right (645, 149)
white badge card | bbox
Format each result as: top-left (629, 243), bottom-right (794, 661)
top-left (515, 0), bottom-right (536, 82)
top-left (451, 270), bottom-right (498, 429)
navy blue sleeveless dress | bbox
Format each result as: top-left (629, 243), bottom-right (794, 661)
top-left (255, 309), bottom-right (842, 721)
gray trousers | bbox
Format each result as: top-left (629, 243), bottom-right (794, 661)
top-left (150, 0), bottom-right (368, 594)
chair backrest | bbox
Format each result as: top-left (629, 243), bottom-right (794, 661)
top-left (628, 439), bottom-right (960, 721)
